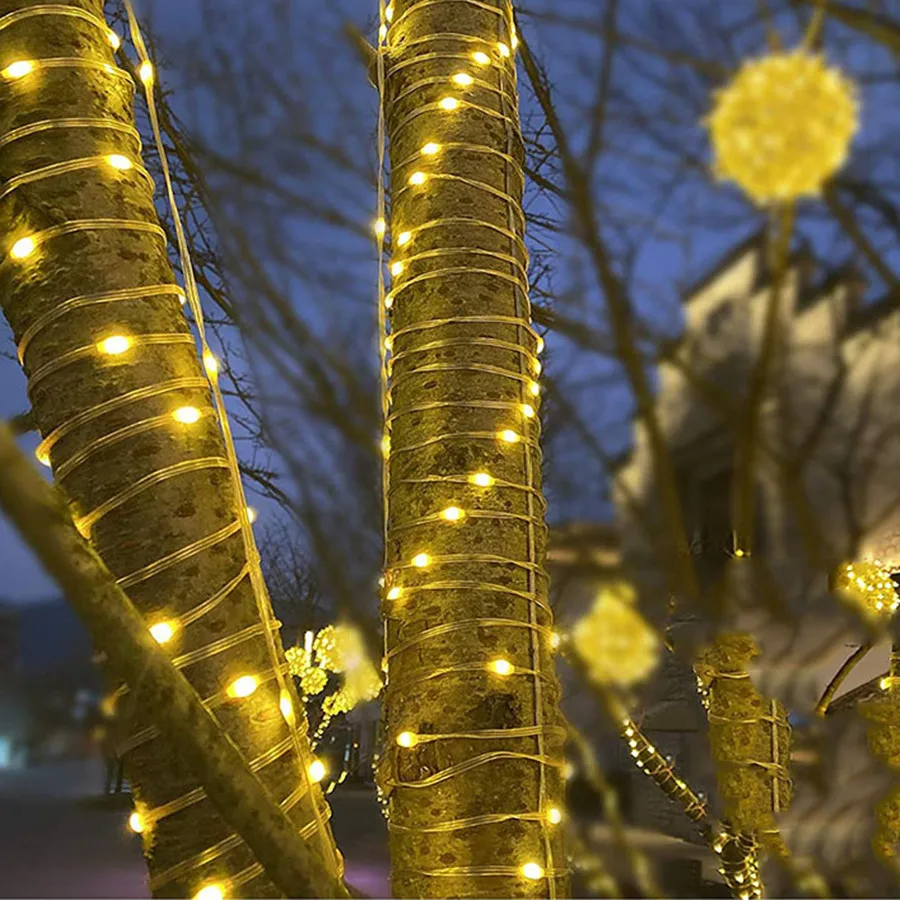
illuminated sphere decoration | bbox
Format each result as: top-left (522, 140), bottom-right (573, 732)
top-left (707, 50), bottom-right (859, 204)
top-left (572, 582), bottom-right (660, 688)
top-left (299, 666), bottom-right (328, 697)
top-left (831, 559), bottom-right (899, 623)
top-left (313, 624), bottom-right (366, 674)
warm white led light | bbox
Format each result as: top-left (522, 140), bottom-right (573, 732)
top-left (149, 621), bottom-right (176, 644)
top-left (387, 587), bottom-right (402, 601)
top-left (499, 429), bottom-right (520, 444)
top-left (194, 884), bottom-right (225, 900)
top-left (497, 42), bottom-right (511, 58)
top-left (421, 142), bottom-right (441, 156)
top-left (106, 154), bottom-right (132, 170)
top-left (439, 96), bottom-right (459, 111)
top-left (128, 811), bottom-right (144, 833)
top-left (547, 807), bottom-right (563, 825)
top-left (521, 403), bottom-right (536, 419)
top-left (472, 51), bottom-right (491, 65)
top-left (108, 31), bottom-right (121, 50)
top-left (172, 406), bottom-right (201, 424)
top-left (412, 552), bottom-right (431, 568)
top-left (521, 862), bottom-right (544, 880)
top-left (409, 171), bottom-right (427, 186)
top-left (491, 658), bottom-right (513, 676)
top-left (246, 506), bottom-right (258, 524)
top-left (138, 60), bottom-right (154, 85)
top-left (3, 60), bottom-right (34, 80)
top-left (308, 758), bottom-right (327, 782)
top-left (451, 72), bottom-right (474, 87)
top-left (10, 236), bottom-right (35, 260)
top-left (373, 217), bottom-right (386, 237)
top-left (397, 731), bottom-right (418, 748)
top-left (227, 675), bottom-right (258, 699)
top-left (470, 472), bottom-right (494, 487)
top-left (98, 335), bottom-right (132, 355)
top-left (391, 261), bottom-right (404, 276)
top-left (396, 231), bottom-right (412, 247)
top-left (441, 506), bottom-right (465, 522)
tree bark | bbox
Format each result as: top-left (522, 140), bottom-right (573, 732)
top-left (0, 1), bottom-right (343, 895)
top-left (377, 1), bottom-right (568, 896)
top-left (0, 422), bottom-right (347, 899)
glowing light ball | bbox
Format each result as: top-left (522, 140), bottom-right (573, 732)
top-left (831, 559), bottom-right (898, 624)
top-left (707, 51), bottom-right (858, 204)
top-left (572, 582), bottom-right (660, 687)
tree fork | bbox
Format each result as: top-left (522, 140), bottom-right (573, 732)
top-left (0, 2), bottom-right (342, 895)
top-left (376, 1), bottom-right (568, 896)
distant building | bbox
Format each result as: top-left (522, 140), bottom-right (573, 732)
top-left (552, 229), bottom-right (895, 841)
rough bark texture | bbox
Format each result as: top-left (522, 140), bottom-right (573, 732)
top-left (0, 2), bottom-right (343, 896)
top-left (0, 422), bottom-right (346, 899)
top-left (377, 1), bottom-right (568, 896)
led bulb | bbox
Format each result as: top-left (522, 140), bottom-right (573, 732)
top-left (470, 471), bottom-right (494, 487)
top-left (439, 96), bottom-right (459, 111)
top-left (533, 359), bottom-right (542, 375)
top-left (412, 552), bottom-right (431, 568)
top-left (246, 506), bottom-right (258, 524)
top-left (396, 231), bottom-right (412, 247)
top-left (107, 31), bottom-right (121, 50)
top-left (194, 885), bottom-right (225, 900)
top-left (128, 812), bottom-right (144, 833)
top-left (203, 351), bottom-right (219, 377)
top-left (308, 758), bottom-right (327, 783)
top-left (529, 381), bottom-right (540, 397)
top-left (521, 403), bottom-right (536, 419)
top-left (10, 236), bottom-right (35, 259)
top-left (172, 406), bottom-right (201, 424)
top-left (381, 433), bottom-right (391, 456)
top-left (547, 807), bottom-right (563, 825)
top-left (279, 689), bottom-right (294, 723)
top-left (472, 51), bottom-right (491, 65)
top-left (379, 24), bottom-right (388, 41)
top-left (98, 334), bottom-right (132, 355)
top-left (490, 658), bottom-right (513, 676)
top-left (106, 154), bottom-right (132, 170)
top-left (441, 506), bottom-right (465, 522)
top-left (385, 3), bottom-right (394, 22)
top-left (3, 60), bottom-right (34, 80)
top-left (536, 336), bottom-right (545, 353)
top-left (384, 293), bottom-right (394, 310)
top-left (497, 42), bottom-right (511, 58)
top-left (138, 60), bottom-right (154, 85)
top-left (387, 587), bottom-right (402, 601)
top-left (512, 32), bottom-right (519, 50)
top-left (451, 72), bottom-right (474, 87)
top-left (550, 631), bottom-right (561, 650)
top-left (499, 429), bottom-right (520, 444)
top-left (421, 142), bottom-right (441, 156)
top-left (409, 171), bottom-right (427, 186)
top-left (390, 261), bottom-right (404, 276)
top-left (227, 675), bottom-right (259, 699)
top-left (373, 217), bottom-right (386, 238)
top-left (149, 621), bottom-right (176, 644)
top-left (521, 862), bottom-right (544, 881)
top-left (397, 731), bottom-right (418, 748)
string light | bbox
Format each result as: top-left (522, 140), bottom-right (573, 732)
top-left (381, 433), bottom-right (391, 456)
top-left (421, 141), bottom-right (441, 155)
top-left (521, 862), bottom-right (544, 880)
top-left (451, 72), bottom-right (474, 87)
top-left (529, 381), bottom-right (540, 397)
top-left (373, 217), bottom-right (386, 237)
top-left (497, 42), bottom-right (511, 58)
top-left (550, 631), bottom-right (561, 651)
top-left (279, 689), bottom-right (294, 724)
top-left (387, 587), bottom-right (402, 601)
top-left (390, 261), bottom-right (404, 276)
top-left (439, 96), bottom-right (460, 111)
top-left (385, 3), bottom-right (394, 22)
top-left (138, 60), bottom-right (153, 85)
top-left (547, 807), bottom-right (563, 825)
top-left (490, 658), bottom-right (513, 676)
top-left (408, 171), bottom-right (427, 186)
top-left (246, 506), bottom-right (258, 524)
top-left (202, 351), bottom-right (219, 377)
top-left (193, 884), bottom-right (225, 900)
top-left (107, 30), bottom-right (121, 50)
top-left (521, 403), bottom-right (535, 419)
top-left (396, 231), bottom-right (412, 247)
top-left (10, 236), bottom-right (35, 260)
top-left (532, 359), bottom-right (542, 375)
top-left (499, 429), bottom-right (520, 444)
top-left (536, 336), bottom-right (544, 354)
top-left (226, 675), bottom-right (259, 699)
top-left (2, 60), bottom-right (33, 80)
top-left (149, 621), bottom-right (176, 644)
top-left (440, 506), bottom-right (465, 522)
top-left (472, 51), bottom-right (491, 65)
top-left (397, 731), bottom-right (418, 748)
top-left (128, 811), bottom-right (145, 833)
top-left (97, 334), bottom-right (132, 355)
top-left (105, 154), bottom-right (132, 170)
top-left (379, 24), bottom-right (388, 41)
top-left (470, 471), bottom-right (494, 487)
top-left (308, 758), bottom-right (327, 783)
top-left (412, 552), bottom-right (431, 568)
top-left (172, 406), bottom-right (201, 424)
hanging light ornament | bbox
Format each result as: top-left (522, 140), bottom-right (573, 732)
top-left (572, 582), bottom-right (660, 687)
top-left (831, 559), bottom-right (899, 625)
top-left (707, 50), bottom-right (859, 204)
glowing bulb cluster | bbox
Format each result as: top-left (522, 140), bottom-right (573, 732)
top-left (708, 50), bottom-right (858, 203)
top-left (572, 581), bottom-right (660, 687)
top-left (832, 559), bottom-right (899, 621)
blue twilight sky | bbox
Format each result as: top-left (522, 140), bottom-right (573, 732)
top-left (1, 0), bottom-right (896, 601)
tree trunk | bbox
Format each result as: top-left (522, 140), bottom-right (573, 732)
top-left (0, 2), bottom-right (342, 896)
top-left (377, 1), bottom-right (568, 896)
